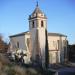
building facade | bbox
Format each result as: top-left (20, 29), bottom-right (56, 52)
top-left (9, 4), bottom-right (68, 67)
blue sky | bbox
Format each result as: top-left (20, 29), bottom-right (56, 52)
top-left (0, 0), bottom-right (75, 44)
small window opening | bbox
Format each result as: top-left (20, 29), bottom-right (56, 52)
top-left (32, 21), bottom-right (34, 28)
top-left (41, 21), bottom-right (44, 27)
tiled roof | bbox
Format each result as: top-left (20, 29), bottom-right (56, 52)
top-left (29, 5), bottom-right (47, 20)
top-left (9, 31), bottom-right (67, 38)
top-left (48, 33), bottom-right (67, 37)
top-left (9, 31), bottom-right (29, 37)
top-left (32, 6), bottom-right (43, 15)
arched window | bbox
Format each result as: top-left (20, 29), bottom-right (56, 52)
top-left (32, 21), bottom-right (34, 28)
top-left (17, 42), bottom-right (19, 48)
top-left (41, 21), bottom-right (44, 27)
top-left (27, 38), bottom-right (30, 49)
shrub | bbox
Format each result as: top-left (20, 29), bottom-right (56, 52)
top-left (0, 53), bottom-right (43, 75)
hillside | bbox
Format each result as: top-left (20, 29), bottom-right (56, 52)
top-left (0, 53), bottom-right (42, 75)
top-left (0, 53), bottom-right (54, 75)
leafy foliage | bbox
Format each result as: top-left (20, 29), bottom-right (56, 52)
top-left (0, 34), bottom-right (8, 53)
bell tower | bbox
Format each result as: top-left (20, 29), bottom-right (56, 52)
top-left (29, 3), bottom-right (48, 68)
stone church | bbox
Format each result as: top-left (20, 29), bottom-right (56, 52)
top-left (9, 4), bottom-right (68, 67)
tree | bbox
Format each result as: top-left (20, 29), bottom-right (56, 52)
top-left (45, 29), bottom-right (49, 69)
top-left (0, 34), bottom-right (8, 53)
